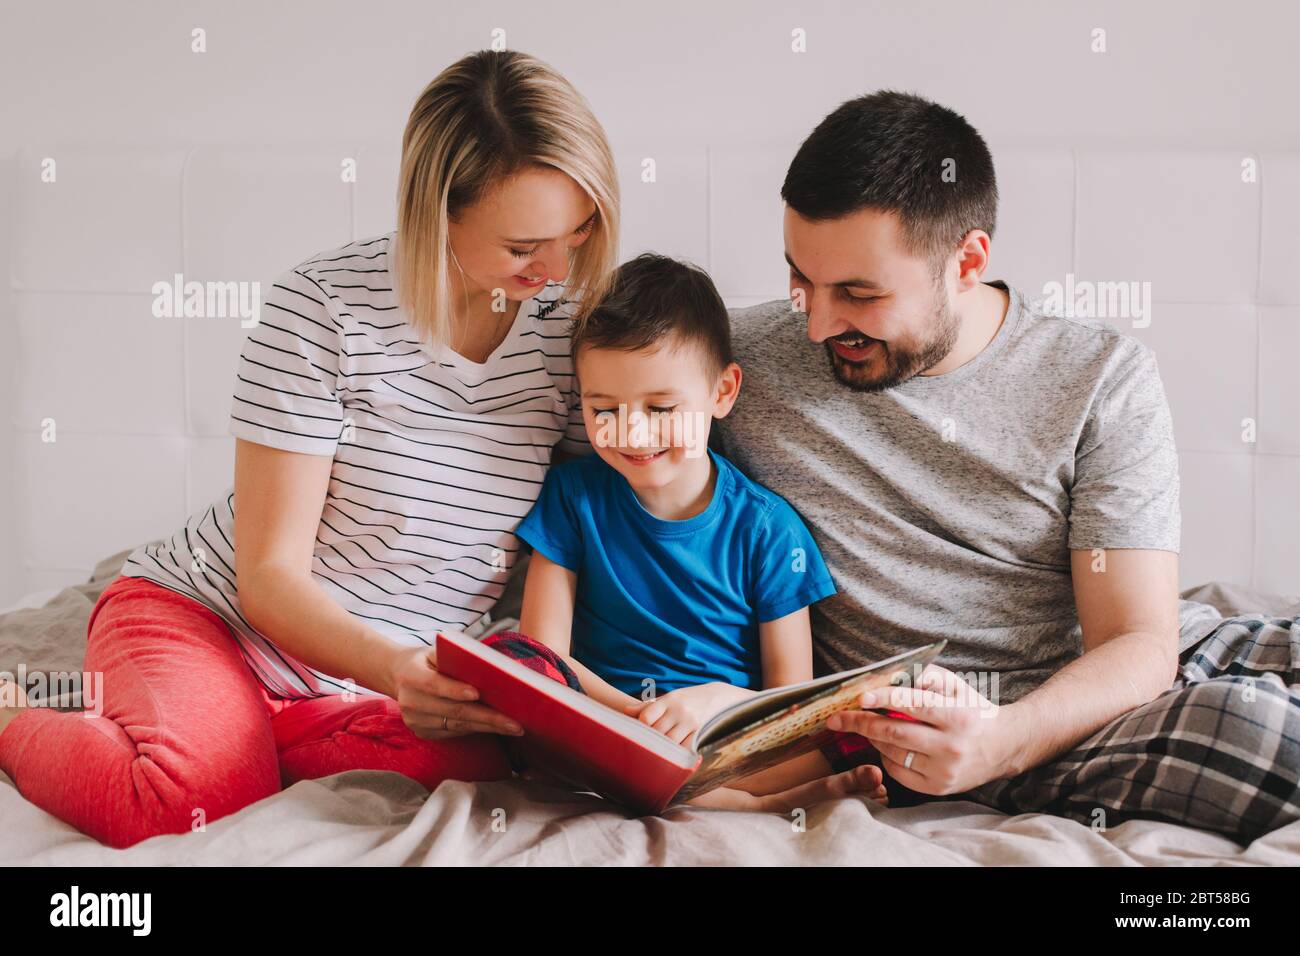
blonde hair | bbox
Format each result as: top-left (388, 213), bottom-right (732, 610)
top-left (395, 50), bottom-right (620, 348)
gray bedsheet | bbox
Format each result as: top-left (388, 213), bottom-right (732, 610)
top-left (3, 549), bottom-right (1298, 866)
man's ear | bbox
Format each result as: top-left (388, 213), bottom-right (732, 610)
top-left (954, 229), bottom-right (992, 292)
top-left (712, 362), bottom-right (743, 418)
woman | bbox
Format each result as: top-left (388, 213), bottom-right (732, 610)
top-left (0, 50), bottom-right (620, 848)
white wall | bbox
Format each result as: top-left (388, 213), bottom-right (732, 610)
top-left (2, 0), bottom-right (1298, 602)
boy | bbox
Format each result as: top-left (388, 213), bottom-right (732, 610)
top-left (515, 253), bottom-right (886, 807)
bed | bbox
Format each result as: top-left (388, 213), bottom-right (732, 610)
top-left (3, 548), bottom-right (1298, 866)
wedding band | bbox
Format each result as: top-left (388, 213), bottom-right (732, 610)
top-left (442, 715), bottom-right (449, 731)
top-left (903, 750), bottom-right (916, 770)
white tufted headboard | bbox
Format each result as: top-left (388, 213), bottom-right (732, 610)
top-left (2, 142), bottom-right (1296, 602)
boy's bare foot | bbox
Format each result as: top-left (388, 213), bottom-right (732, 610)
top-left (683, 763), bottom-right (889, 813)
top-left (0, 676), bottom-right (30, 737)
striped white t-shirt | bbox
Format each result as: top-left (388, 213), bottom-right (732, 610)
top-left (121, 232), bottom-right (589, 699)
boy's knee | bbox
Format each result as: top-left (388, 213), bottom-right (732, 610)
top-left (482, 631), bottom-right (582, 691)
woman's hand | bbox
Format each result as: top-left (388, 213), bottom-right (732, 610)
top-left (389, 645), bottom-right (524, 740)
top-left (623, 682), bottom-right (755, 745)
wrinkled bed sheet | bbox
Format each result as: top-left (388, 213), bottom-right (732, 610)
top-left (3, 549), bottom-right (1298, 866)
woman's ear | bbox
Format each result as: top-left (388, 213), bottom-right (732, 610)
top-left (712, 362), bottom-right (743, 419)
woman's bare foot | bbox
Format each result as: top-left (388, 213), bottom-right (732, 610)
top-left (0, 676), bottom-right (30, 737)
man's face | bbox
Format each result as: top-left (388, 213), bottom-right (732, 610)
top-left (784, 207), bottom-right (958, 392)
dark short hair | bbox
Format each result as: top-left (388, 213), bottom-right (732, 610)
top-left (571, 253), bottom-right (734, 378)
top-left (781, 90), bottom-right (997, 262)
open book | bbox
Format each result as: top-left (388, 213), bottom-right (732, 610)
top-left (436, 630), bottom-right (946, 814)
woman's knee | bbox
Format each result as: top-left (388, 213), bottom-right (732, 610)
top-left (110, 737), bottom-right (282, 847)
top-left (276, 698), bottom-right (513, 790)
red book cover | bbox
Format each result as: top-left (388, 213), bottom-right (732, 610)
top-left (437, 631), bottom-right (946, 813)
top-left (435, 630), bottom-right (700, 814)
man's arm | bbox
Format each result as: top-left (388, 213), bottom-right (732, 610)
top-left (825, 548), bottom-right (1180, 794)
top-left (998, 547), bottom-right (1180, 776)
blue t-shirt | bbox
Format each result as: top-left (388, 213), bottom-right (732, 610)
top-left (515, 448), bottom-right (837, 695)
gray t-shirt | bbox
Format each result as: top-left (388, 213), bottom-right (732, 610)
top-left (717, 281), bottom-right (1220, 704)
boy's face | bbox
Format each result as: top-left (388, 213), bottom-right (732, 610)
top-left (576, 337), bottom-right (741, 492)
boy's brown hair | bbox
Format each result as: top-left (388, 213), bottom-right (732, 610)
top-left (571, 253), bottom-right (734, 379)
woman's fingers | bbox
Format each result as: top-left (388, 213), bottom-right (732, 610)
top-left (426, 668), bottom-right (482, 703)
top-left (398, 687), bottom-right (523, 738)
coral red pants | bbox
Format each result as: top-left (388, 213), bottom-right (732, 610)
top-left (0, 576), bottom-right (557, 848)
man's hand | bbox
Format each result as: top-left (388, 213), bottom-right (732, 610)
top-left (826, 665), bottom-right (1025, 795)
top-left (624, 682), bottom-right (755, 745)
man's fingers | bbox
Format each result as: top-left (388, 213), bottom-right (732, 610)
top-left (878, 751), bottom-right (933, 794)
top-left (872, 740), bottom-right (928, 777)
top-left (865, 685), bottom-right (959, 727)
top-left (916, 664), bottom-right (968, 696)
top-left (828, 709), bottom-right (946, 752)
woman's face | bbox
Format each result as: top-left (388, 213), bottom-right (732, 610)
top-left (446, 164), bottom-right (598, 300)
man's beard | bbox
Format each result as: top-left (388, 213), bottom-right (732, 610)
top-left (823, 285), bottom-right (959, 393)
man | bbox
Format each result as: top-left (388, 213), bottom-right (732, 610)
top-left (716, 90), bottom-right (1300, 842)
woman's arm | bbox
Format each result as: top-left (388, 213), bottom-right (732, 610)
top-left (233, 439), bottom-right (521, 738)
top-left (519, 550), bottom-right (638, 711)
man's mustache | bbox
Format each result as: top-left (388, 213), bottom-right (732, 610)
top-left (829, 330), bottom-right (882, 345)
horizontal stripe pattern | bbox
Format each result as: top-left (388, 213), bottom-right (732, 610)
top-left (121, 232), bottom-right (588, 698)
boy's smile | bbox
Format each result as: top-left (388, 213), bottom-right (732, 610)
top-left (618, 448), bottom-right (670, 465)
top-left (576, 337), bottom-right (741, 520)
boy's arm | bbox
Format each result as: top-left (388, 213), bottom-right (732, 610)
top-left (720, 605), bottom-right (829, 794)
top-left (758, 605), bottom-right (815, 689)
top-left (518, 550), bottom-right (638, 711)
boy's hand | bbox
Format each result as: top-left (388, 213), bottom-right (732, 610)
top-left (624, 682), bottom-right (754, 745)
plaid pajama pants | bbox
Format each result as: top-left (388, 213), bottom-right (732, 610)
top-left (958, 613), bottom-right (1300, 843)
